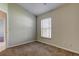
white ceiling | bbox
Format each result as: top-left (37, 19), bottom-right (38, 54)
top-left (18, 3), bottom-right (64, 16)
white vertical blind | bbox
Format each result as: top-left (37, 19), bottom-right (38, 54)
top-left (41, 17), bottom-right (51, 38)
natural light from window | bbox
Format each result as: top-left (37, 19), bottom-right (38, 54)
top-left (41, 17), bottom-right (51, 38)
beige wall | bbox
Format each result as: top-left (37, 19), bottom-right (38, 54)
top-left (37, 4), bottom-right (79, 53)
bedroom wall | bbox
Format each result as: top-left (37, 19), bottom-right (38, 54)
top-left (37, 4), bottom-right (79, 53)
top-left (8, 4), bottom-right (36, 48)
top-left (0, 3), bottom-right (8, 13)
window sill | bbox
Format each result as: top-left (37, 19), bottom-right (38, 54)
top-left (41, 37), bottom-right (51, 39)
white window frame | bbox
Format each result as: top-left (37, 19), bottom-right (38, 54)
top-left (41, 17), bottom-right (52, 39)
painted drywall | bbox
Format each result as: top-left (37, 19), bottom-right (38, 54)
top-left (0, 3), bottom-right (8, 52)
top-left (8, 4), bottom-right (36, 48)
top-left (37, 4), bottom-right (79, 53)
top-left (0, 3), bottom-right (8, 13)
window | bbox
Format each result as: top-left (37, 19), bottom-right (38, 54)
top-left (41, 17), bottom-right (51, 38)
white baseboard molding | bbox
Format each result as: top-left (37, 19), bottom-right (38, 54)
top-left (0, 48), bottom-right (6, 53)
top-left (38, 40), bottom-right (79, 54)
top-left (0, 43), bottom-right (6, 52)
top-left (7, 40), bottom-right (35, 48)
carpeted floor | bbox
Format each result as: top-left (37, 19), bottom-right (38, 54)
top-left (0, 41), bottom-right (79, 56)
